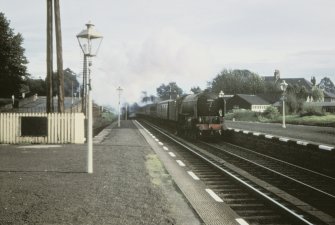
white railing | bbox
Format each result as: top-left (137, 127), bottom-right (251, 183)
top-left (0, 113), bottom-right (85, 144)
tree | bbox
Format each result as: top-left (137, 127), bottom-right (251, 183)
top-left (140, 91), bottom-right (157, 103)
top-left (156, 82), bottom-right (183, 100)
top-left (63, 68), bottom-right (79, 97)
top-left (318, 77), bottom-right (335, 94)
top-left (286, 93), bottom-right (300, 114)
top-left (190, 86), bottom-right (202, 94)
top-left (262, 105), bottom-right (280, 119)
top-left (26, 78), bottom-right (46, 96)
top-left (50, 68), bottom-right (79, 97)
top-left (264, 81), bottom-right (281, 94)
top-left (141, 91), bottom-right (149, 103)
top-left (23, 68), bottom-right (79, 98)
top-left (211, 69), bottom-right (265, 95)
top-left (311, 86), bottom-right (324, 102)
top-left (285, 84), bottom-right (308, 113)
top-left (0, 12), bottom-right (29, 98)
top-left (149, 95), bottom-right (157, 102)
top-left (130, 102), bottom-right (140, 112)
top-left (311, 76), bottom-right (316, 86)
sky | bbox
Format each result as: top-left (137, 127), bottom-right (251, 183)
top-left (1, 0), bottom-right (335, 109)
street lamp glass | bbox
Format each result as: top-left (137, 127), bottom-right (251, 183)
top-left (77, 22), bottom-right (103, 57)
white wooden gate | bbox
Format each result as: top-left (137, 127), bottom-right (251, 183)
top-left (0, 113), bottom-right (85, 144)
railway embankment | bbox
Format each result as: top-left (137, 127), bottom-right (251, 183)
top-left (223, 128), bottom-right (335, 176)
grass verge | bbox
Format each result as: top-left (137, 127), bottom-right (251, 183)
top-left (226, 111), bottom-right (335, 127)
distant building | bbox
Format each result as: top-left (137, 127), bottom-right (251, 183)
top-left (304, 101), bottom-right (335, 113)
top-left (226, 94), bottom-right (270, 112)
top-left (264, 73), bottom-right (335, 102)
top-left (323, 91), bottom-right (335, 102)
top-left (264, 76), bottom-right (314, 92)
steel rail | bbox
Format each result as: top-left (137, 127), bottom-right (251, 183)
top-left (203, 142), bottom-right (335, 199)
top-left (137, 120), bottom-right (316, 225)
top-left (213, 141), bottom-right (335, 181)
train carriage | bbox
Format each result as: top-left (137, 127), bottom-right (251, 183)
top-left (156, 99), bottom-right (178, 121)
top-left (156, 100), bottom-right (170, 120)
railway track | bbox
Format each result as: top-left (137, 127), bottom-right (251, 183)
top-left (139, 120), bottom-right (335, 225)
top-left (197, 141), bottom-right (335, 218)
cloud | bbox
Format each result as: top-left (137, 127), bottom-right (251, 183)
top-left (2, 0), bottom-right (335, 110)
top-left (92, 28), bottom-right (214, 108)
top-left (279, 49), bottom-right (335, 77)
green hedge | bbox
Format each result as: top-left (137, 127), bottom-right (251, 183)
top-left (225, 108), bottom-right (335, 127)
top-left (226, 110), bottom-right (259, 121)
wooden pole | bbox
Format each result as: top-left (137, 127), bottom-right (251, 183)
top-left (46, 0), bottom-right (53, 113)
top-left (54, 0), bottom-right (64, 113)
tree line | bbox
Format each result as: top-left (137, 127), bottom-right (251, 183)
top-left (26, 68), bottom-right (80, 98)
top-left (141, 69), bottom-right (334, 114)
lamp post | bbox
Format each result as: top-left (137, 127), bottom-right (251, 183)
top-left (169, 85), bottom-right (172, 100)
top-left (77, 21), bottom-right (103, 174)
top-left (219, 90), bottom-right (224, 98)
top-left (117, 86), bottom-right (123, 127)
top-left (219, 90), bottom-right (226, 116)
top-left (280, 80), bottom-right (288, 128)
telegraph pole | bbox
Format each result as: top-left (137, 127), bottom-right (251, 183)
top-left (54, 0), bottom-right (64, 113)
top-left (46, 0), bottom-right (53, 113)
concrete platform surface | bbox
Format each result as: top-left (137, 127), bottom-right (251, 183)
top-left (0, 121), bottom-right (202, 225)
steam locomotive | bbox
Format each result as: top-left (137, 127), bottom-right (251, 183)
top-left (137, 91), bottom-right (226, 139)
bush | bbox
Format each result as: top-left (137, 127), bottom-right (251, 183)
top-left (231, 109), bottom-right (259, 121)
top-left (300, 105), bottom-right (325, 117)
top-left (262, 106), bottom-right (280, 120)
top-left (286, 93), bottom-right (304, 113)
top-left (225, 112), bottom-right (234, 120)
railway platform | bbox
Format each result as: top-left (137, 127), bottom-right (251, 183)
top-left (0, 120), bottom-right (200, 225)
top-left (0, 120), bottom-right (245, 225)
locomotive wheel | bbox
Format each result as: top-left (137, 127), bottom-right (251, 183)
top-left (190, 129), bottom-right (198, 140)
top-left (191, 130), bottom-right (196, 140)
top-left (197, 130), bottom-right (202, 140)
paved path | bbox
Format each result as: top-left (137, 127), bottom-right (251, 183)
top-left (225, 121), bottom-right (335, 147)
top-left (0, 121), bottom-right (201, 225)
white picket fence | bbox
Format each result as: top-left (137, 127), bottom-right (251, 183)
top-left (0, 113), bottom-right (85, 144)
